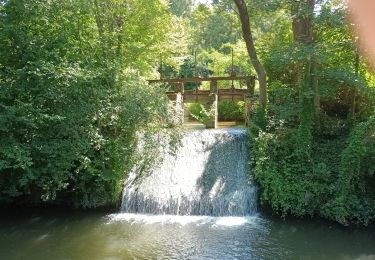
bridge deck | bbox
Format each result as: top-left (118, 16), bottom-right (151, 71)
top-left (149, 75), bottom-right (255, 103)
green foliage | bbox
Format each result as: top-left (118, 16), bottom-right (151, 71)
top-left (248, 0), bottom-right (375, 226)
top-left (159, 1), bottom-right (253, 83)
top-left (186, 103), bottom-right (203, 118)
top-left (187, 103), bottom-right (215, 125)
top-left (253, 84), bottom-right (375, 225)
top-left (190, 3), bottom-right (242, 50)
top-left (203, 41), bottom-right (254, 86)
top-left (218, 101), bottom-right (245, 121)
top-left (321, 116), bottom-right (375, 225)
top-left (187, 100), bottom-right (245, 123)
top-left (1, 0), bottom-right (375, 226)
top-left (160, 15), bottom-right (192, 77)
top-left (178, 56), bottom-right (213, 89)
top-left (0, 0), bottom-right (176, 208)
top-left (169, 0), bottom-right (193, 17)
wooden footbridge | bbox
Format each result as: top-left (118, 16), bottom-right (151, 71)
top-left (149, 75), bottom-right (256, 128)
top-left (149, 75), bottom-right (255, 103)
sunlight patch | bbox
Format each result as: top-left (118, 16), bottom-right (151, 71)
top-left (107, 213), bottom-right (258, 228)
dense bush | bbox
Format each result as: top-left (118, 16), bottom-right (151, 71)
top-left (0, 65), bottom-right (174, 208)
top-left (251, 58), bottom-right (375, 226)
top-left (0, 0), bottom-right (175, 208)
top-left (252, 113), bottom-right (375, 225)
top-left (218, 101), bottom-right (245, 121)
top-left (185, 103), bottom-right (204, 119)
top-left (186, 103), bottom-right (215, 124)
top-left (186, 101), bottom-right (245, 123)
top-left (322, 116), bottom-right (375, 225)
top-left (247, 1), bottom-right (375, 226)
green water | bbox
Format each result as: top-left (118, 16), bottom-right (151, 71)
top-left (0, 209), bottom-right (374, 260)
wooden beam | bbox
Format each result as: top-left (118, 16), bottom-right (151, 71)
top-left (148, 76), bottom-right (255, 84)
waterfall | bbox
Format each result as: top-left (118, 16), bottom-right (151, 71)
top-left (120, 128), bottom-right (257, 216)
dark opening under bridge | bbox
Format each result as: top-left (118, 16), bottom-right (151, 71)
top-left (149, 75), bottom-right (257, 128)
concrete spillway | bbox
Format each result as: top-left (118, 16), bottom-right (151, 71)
top-left (121, 128), bottom-right (257, 216)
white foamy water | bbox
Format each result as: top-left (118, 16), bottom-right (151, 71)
top-left (121, 128), bottom-right (257, 217)
top-left (107, 213), bottom-right (260, 227)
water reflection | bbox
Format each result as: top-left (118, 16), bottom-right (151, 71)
top-left (0, 210), bottom-right (374, 260)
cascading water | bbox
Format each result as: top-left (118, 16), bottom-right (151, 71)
top-left (120, 128), bottom-right (257, 217)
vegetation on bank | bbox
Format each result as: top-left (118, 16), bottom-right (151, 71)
top-left (0, 0), bottom-right (178, 208)
top-left (245, 0), bottom-right (375, 226)
top-left (0, 0), bottom-right (374, 226)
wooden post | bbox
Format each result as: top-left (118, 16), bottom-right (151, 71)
top-left (176, 82), bottom-right (184, 93)
top-left (160, 54), bottom-right (163, 80)
top-left (175, 92), bottom-right (184, 125)
top-left (210, 80), bottom-right (218, 94)
top-left (176, 82), bottom-right (186, 124)
top-left (194, 49), bottom-right (198, 103)
top-left (205, 93), bottom-right (218, 129)
top-left (206, 80), bottom-right (218, 128)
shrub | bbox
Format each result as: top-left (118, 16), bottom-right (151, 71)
top-left (0, 0), bottom-right (175, 208)
top-left (218, 101), bottom-right (245, 121)
top-left (0, 67), bottom-right (174, 208)
top-left (188, 103), bottom-right (215, 125)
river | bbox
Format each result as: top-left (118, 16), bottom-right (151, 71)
top-left (2, 128), bottom-right (374, 259)
top-left (0, 209), bottom-right (374, 259)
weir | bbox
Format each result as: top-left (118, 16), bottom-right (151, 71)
top-left (121, 128), bottom-right (257, 216)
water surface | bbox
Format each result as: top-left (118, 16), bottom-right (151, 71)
top-left (0, 209), bottom-right (374, 260)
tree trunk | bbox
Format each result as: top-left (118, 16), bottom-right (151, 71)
top-left (233, 0), bottom-right (267, 111)
top-left (291, 0), bottom-right (319, 127)
top-left (291, 0), bottom-right (315, 44)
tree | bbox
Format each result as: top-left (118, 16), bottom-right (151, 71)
top-left (291, 0), bottom-right (315, 44)
top-left (249, 0), bottom-right (375, 225)
top-left (91, 0), bottom-right (172, 74)
top-left (233, 0), bottom-right (267, 110)
top-left (169, 0), bottom-right (193, 17)
top-left (190, 3), bottom-right (242, 50)
top-left (0, 0), bottom-right (176, 208)
top-left (291, 0), bottom-right (320, 128)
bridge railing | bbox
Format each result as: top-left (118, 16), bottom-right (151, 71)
top-left (148, 76), bottom-right (255, 96)
top-left (148, 76), bottom-right (257, 128)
